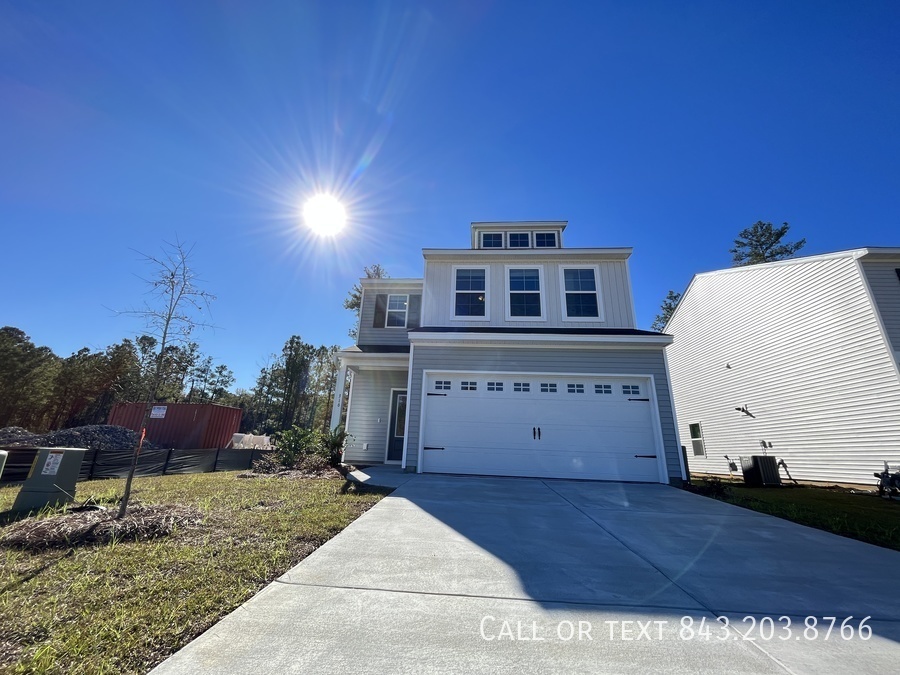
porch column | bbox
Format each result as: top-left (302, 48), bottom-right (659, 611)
top-left (329, 364), bottom-right (349, 430)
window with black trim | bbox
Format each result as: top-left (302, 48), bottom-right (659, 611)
top-left (595, 384), bottom-right (612, 395)
top-left (455, 268), bottom-right (487, 317)
top-left (623, 384), bottom-right (640, 396)
top-left (535, 232), bottom-right (557, 248)
top-left (689, 423), bottom-right (706, 457)
top-left (461, 381), bottom-right (477, 391)
top-left (434, 380), bottom-right (451, 391)
top-left (481, 233), bottom-right (503, 248)
top-left (487, 381), bottom-right (503, 392)
top-left (508, 268), bottom-right (542, 317)
top-left (508, 232), bottom-right (530, 248)
top-left (540, 383), bottom-right (557, 393)
top-left (567, 384), bottom-right (585, 394)
top-left (513, 382), bottom-right (530, 392)
top-left (562, 268), bottom-right (599, 318)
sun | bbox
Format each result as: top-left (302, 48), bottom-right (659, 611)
top-left (303, 194), bottom-right (347, 236)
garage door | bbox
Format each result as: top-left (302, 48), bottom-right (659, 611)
top-left (420, 373), bottom-right (662, 482)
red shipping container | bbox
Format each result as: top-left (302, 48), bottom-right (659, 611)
top-left (108, 403), bottom-right (241, 449)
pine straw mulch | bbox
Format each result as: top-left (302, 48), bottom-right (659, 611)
top-left (0, 504), bottom-right (203, 551)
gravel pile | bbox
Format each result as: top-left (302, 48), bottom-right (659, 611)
top-left (0, 425), bottom-right (158, 451)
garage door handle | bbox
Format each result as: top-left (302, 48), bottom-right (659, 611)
top-left (628, 398), bottom-right (650, 402)
top-left (427, 393), bottom-right (447, 397)
top-left (538, 427), bottom-right (541, 440)
top-left (533, 427), bottom-right (536, 440)
top-left (634, 454), bottom-right (657, 459)
top-left (424, 446), bottom-right (445, 451)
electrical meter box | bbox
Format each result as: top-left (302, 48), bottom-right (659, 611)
top-left (12, 447), bottom-right (87, 513)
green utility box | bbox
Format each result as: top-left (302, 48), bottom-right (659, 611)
top-left (11, 447), bottom-right (86, 513)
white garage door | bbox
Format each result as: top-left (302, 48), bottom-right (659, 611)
top-left (421, 373), bottom-right (662, 482)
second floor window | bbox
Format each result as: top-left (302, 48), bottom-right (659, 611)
top-left (386, 295), bottom-right (409, 326)
top-left (508, 268), bottom-right (542, 318)
top-left (455, 268), bottom-right (487, 317)
top-left (562, 268), bottom-right (600, 318)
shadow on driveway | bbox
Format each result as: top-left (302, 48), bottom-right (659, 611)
top-left (153, 474), bottom-right (900, 674)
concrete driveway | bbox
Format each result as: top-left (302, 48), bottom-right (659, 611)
top-left (153, 473), bottom-right (900, 674)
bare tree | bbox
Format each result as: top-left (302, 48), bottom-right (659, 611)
top-left (115, 240), bottom-right (215, 518)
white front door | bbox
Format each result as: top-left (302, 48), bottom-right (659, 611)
top-left (421, 373), bottom-right (663, 482)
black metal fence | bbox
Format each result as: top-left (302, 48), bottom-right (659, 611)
top-left (0, 447), bottom-right (272, 485)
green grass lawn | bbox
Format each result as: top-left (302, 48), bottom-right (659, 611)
top-left (0, 472), bottom-right (389, 674)
top-left (699, 480), bottom-right (900, 551)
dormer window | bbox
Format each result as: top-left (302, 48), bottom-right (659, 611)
top-left (508, 232), bottom-right (530, 248)
top-left (535, 232), bottom-right (557, 248)
top-left (481, 232), bottom-right (503, 248)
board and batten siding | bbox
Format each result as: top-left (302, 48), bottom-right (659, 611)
top-left (861, 260), bottom-right (900, 355)
top-left (357, 284), bottom-right (423, 347)
top-left (422, 259), bottom-right (636, 328)
top-left (404, 344), bottom-right (682, 481)
top-left (343, 369), bottom-right (409, 464)
top-left (666, 255), bottom-right (900, 485)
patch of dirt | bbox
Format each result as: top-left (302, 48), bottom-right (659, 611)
top-left (0, 504), bottom-right (203, 551)
top-left (238, 467), bottom-right (344, 480)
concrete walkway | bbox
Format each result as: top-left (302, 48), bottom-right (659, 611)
top-left (152, 473), bottom-right (900, 674)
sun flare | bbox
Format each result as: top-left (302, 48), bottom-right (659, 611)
top-left (303, 194), bottom-right (347, 236)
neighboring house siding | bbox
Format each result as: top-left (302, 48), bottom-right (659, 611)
top-left (357, 285), bottom-right (423, 347)
top-left (861, 260), bottom-right (900, 354)
top-left (343, 369), bottom-right (409, 464)
top-left (405, 345), bottom-right (680, 480)
top-left (422, 259), bottom-right (636, 328)
top-left (666, 256), bottom-right (900, 485)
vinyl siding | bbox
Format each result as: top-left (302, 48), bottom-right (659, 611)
top-left (405, 345), bottom-right (681, 481)
top-left (357, 284), bottom-right (424, 347)
top-left (861, 260), bottom-right (900, 354)
top-left (343, 369), bottom-right (409, 464)
top-left (666, 256), bottom-right (900, 485)
top-left (422, 259), bottom-right (635, 328)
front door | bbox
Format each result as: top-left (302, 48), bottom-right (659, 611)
top-left (387, 390), bottom-right (407, 462)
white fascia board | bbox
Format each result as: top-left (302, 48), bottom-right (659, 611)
top-left (408, 332), bottom-right (673, 347)
top-left (423, 248), bottom-right (632, 260)
top-left (359, 278), bottom-right (424, 290)
top-left (337, 352), bottom-right (411, 369)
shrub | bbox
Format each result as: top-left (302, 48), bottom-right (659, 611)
top-left (295, 454), bottom-right (331, 473)
top-left (272, 426), bottom-right (322, 467)
top-left (320, 426), bottom-right (350, 467)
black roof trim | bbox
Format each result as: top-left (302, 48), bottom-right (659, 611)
top-left (355, 345), bottom-right (411, 353)
top-left (408, 327), bottom-right (669, 337)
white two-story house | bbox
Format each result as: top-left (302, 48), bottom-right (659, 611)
top-left (329, 221), bottom-right (685, 484)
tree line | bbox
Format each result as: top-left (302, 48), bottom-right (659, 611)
top-left (0, 326), bottom-right (342, 436)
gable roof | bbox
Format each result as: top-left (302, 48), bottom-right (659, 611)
top-left (666, 247), bottom-right (900, 330)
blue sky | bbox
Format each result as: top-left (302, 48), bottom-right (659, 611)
top-left (3, 1), bottom-right (899, 390)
